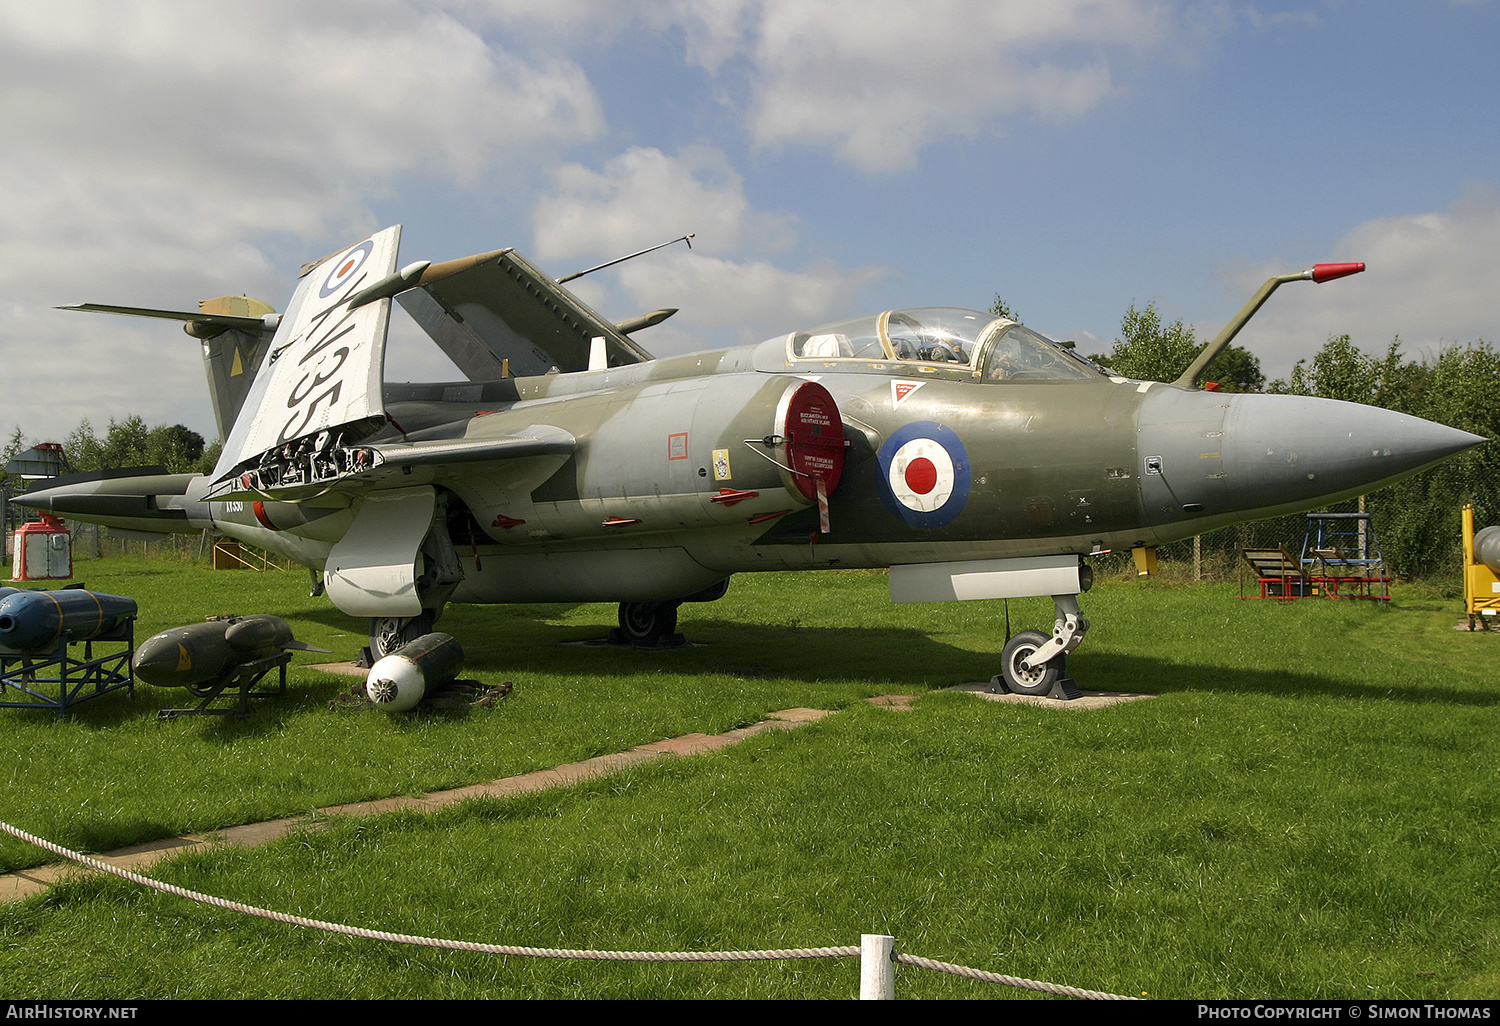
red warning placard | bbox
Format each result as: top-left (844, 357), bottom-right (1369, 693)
top-left (781, 381), bottom-right (845, 503)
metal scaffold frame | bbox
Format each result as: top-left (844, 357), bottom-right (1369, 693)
top-left (1238, 511), bottom-right (1391, 601)
top-left (0, 620), bottom-right (136, 717)
top-left (1300, 512), bottom-right (1390, 601)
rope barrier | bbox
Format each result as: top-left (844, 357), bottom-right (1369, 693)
top-left (893, 953), bottom-right (1137, 1000)
top-left (1, 819), bottom-right (1136, 999)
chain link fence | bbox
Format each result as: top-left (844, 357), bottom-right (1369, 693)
top-left (1092, 449), bottom-right (1498, 587)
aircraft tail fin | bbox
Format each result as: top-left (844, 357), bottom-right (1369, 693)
top-left (194, 296), bottom-right (280, 440)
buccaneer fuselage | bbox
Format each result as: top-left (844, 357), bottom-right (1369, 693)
top-left (21, 308), bottom-right (1481, 607)
top-left (21, 227), bottom-right (1486, 690)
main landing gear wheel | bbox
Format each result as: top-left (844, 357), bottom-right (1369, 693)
top-left (369, 610), bottom-right (437, 660)
top-left (615, 601), bottom-right (680, 647)
top-left (999, 630), bottom-right (1064, 696)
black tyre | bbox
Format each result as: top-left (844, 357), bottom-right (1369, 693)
top-left (369, 609), bottom-right (437, 659)
top-left (617, 601), bottom-right (679, 645)
top-left (1000, 630), bottom-right (1063, 696)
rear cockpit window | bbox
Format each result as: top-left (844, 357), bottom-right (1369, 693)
top-left (788, 315), bottom-right (889, 360)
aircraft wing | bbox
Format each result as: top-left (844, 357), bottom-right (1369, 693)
top-left (211, 226), bottom-right (402, 489)
top-left (397, 248), bottom-right (653, 379)
top-left (212, 426), bottom-right (576, 502)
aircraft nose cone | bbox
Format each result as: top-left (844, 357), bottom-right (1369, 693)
top-left (1138, 389), bottom-right (1485, 528)
top-left (1221, 394), bottom-right (1484, 506)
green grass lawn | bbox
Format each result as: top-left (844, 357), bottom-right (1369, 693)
top-left (2, 557), bottom-right (1497, 998)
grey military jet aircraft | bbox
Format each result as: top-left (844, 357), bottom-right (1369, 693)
top-left (23, 226), bottom-right (1484, 694)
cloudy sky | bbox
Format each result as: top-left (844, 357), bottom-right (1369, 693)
top-left (3, 0), bottom-right (1497, 444)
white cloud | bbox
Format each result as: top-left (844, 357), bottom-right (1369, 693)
top-left (453, 1), bottom-right (1218, 172)
top-left (0, 300), bottom-right (210, 443)
top-left (0, 0), bottom-right (605, 440)
top-left (0, 2), bottom-right (602, 220)
top-left (740, 0), bottom-right (1189, 171)
top-left (1228, 183), bottom-right (1500, 379)
top-left (532, 144), bottom-right (885, 350)
top-left (616, 250), bottom-right (884, 348)
top-left (532, 145), bottom-right (795, 261)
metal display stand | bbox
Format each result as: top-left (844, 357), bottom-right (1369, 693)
top-left (0, 620), bottom-right (136, 717)
top-left (1239, 546), bottom-right (1313, 599)
top-left (1462, 503), bottom-right (1499, 630)
top-left (157, 650), bottom-right (291, 720)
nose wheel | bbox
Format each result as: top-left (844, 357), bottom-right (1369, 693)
top-left (999, 631), bottom-right (1064, 695)
top-left (992, 594), bottom-right (1087, 700)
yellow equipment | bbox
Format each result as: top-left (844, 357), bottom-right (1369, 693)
top-left (1462, 504), bottom-right (1500, 630)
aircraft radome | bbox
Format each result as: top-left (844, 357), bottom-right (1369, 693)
top-left (21, 226), bottom-right (1485, 696)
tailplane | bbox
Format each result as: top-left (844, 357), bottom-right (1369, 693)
top-left (57, 296), bottom-right (281, 441)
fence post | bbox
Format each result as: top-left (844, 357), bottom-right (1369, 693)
top-left (859, 933), bottom-right (895, 999)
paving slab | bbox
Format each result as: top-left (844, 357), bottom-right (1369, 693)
top-left (0, 707), bottom-right (835, 904)
top-left (946, 682), bottom-right (1155, 709)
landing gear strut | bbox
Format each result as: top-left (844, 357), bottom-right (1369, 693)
top-left (993, 593), bottom-right (1088, 700)
top-left (360, 490), bottom-right (464, 665)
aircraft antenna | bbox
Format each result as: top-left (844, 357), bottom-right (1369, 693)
top-left (557, 234), bottom-right (694, 284)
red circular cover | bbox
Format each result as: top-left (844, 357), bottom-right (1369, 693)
top-left (781, 382), bottom-right (845, 502)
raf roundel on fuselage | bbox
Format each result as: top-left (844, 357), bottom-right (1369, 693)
top-left (877, 420), bottom-right (971, 529)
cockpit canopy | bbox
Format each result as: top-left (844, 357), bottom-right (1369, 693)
top-left (782, 307), bottom-right (1099, 381)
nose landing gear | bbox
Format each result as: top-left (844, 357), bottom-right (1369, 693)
top-left (992, 593), bottom-right (1087, 700)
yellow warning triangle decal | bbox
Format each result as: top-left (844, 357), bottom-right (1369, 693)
top-left (230, 347), bottom-right (244, 377)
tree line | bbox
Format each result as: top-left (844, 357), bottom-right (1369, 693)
top-left (1, 418), bottom-right (220, 501)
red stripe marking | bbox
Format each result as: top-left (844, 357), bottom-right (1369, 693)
top-left (252, 501), bottom-right (278, 531)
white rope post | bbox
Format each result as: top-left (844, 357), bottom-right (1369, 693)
top-left (860, 934), bottom-right (895, 999)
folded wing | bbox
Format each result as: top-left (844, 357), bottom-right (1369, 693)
top-left (397, 248), bottom-right (652, 379)
top-left (212, 226), bottom-right (403, 488)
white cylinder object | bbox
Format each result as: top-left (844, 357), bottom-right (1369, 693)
top-left (365, 653), bottom-right (428, 712)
